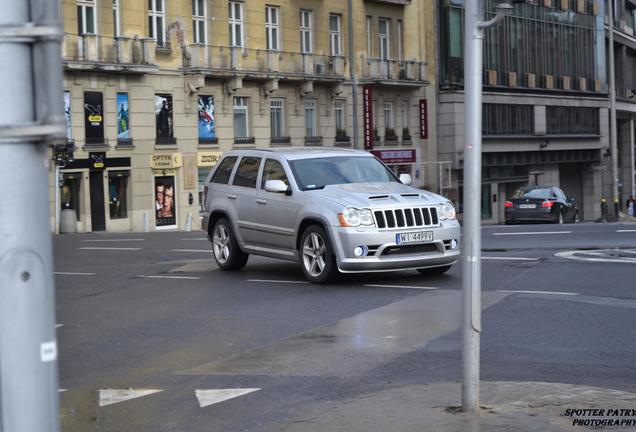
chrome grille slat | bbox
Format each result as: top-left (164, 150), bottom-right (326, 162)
top-left (372, 206), bottom-right (441, 230)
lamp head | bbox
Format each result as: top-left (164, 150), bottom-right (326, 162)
top-left (494, 1), bottom-right (515, 14)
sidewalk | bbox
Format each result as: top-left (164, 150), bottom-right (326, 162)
top-left (271, 381), bottom-right (636, 432)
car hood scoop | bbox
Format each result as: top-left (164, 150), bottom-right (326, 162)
top-left (322, 183), bottom-right (439, 207)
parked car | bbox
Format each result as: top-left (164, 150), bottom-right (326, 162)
top-left (504, 186), bottom-right (580, 224)
top-left (201, 148), bottom-right (461, 283)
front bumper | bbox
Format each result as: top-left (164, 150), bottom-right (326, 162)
top-left (329, 221), bottom-right (461, 273)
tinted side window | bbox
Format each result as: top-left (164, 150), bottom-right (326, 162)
top-left (261, 159), bottom-right (289, 189)
top-left (233, 157), bottom-right (261, 188)
top-left (211, 157), bottom-right (237, 184)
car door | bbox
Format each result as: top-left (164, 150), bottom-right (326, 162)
top-left (251, 158), bottom-right (300, 250)
top-left (231, 156), bottom-right (262, 245)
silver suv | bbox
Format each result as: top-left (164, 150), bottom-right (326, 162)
top-left (202, 148), bottom-right (460, 283)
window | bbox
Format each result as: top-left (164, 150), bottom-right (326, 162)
top-left (233, 157), bottom-right (262, 188)
top-left (379, 19), bottom-right (390, 60)
top-left (300, 10), bottom-right (313, 54)
top-left (149, 0), bottom-right (166, 47)
top-left (265, 6), bottom-right (280, 51)
top-left (108, 171), bottom-right (129, 219)
top-left (400, 101), bottom-right (408, 130)
top-left (261, 159), bottom-right (289, 189)
top-left (211, 156), bottom-right (237, 184)
top-left (384, 103), bottom-right (394, 129)
top-left (335, 100), bottom-right (345, 132)
top-left (483, 104), bottom-right (534, 136)
top-left (192, 0), bottom-right (207, 44)
top-left (270, 99), bottom-right (284, 138)
top-left (366, 16), bottom-right (372, 56)
top-left (546, 106), bottom-right (599, 135)
top-left (77, 0), bottom-right (96, 34)
top-left (397, 20), bottom-right (403, 62)
top-left (229, 1), bottom-right (244, 47)
top-left (233, 97), bottom-right (249, 138)
top-left (113, 0), bottom-right (120, 36)
top-left (304, 100), bottom-right (316, 137)
top-left (329, 14), bottom-right (342, 56)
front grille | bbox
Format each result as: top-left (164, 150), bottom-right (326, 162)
top-left (381, 243), bottom-right (439, 256)
top-left (373, 207), bottom-right (439, 230)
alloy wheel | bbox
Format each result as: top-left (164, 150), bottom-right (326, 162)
top-left (213, 224), bottom-right (230, 264)
top-left (302, 232), bottom-right (326, 277)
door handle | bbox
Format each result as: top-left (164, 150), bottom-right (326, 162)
top-left (256, 199), bottom-right (267, 205)
top-left (227, 194), bottom-right (237, 200)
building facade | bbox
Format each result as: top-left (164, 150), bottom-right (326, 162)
top-left (437, 0), bottom-right (610, 223)
top-left (52, 0), bottom-right (437, 233)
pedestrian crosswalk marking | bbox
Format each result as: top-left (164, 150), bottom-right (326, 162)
top-left (98, 389), bottom-right (163, 407)
top-left (195, 388), bottom-right (260, 408)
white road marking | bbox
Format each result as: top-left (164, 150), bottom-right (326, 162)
top-left (617, 229), bottom-right (636, 233)
top-left (195, 389), bottom-right (260, 408)
top-left (364, 284), bottom-right (440, 290)
top-left (98, 389), bottom-right (163, 407)
top-left (556, 249), bottom-right (636, 264)
top-left (482, 257), bottom-right (539, 261)
top-left (492, 231), bottom-right (572, 236)
top-left (59, 389), bottom-right (68, 393)
top-left (137, 275), bottom-right (201, 280)
top-left (54, 271), bottom-right (96, 276)
top-left (181, 237), bottom-right (207, 241)
top-left (170, 249), bottom-right (213, 253)
top-left (55, 324), bottom-right (64, 328)
top-left (79, 247), bottom-right (141, 251)
top-left (247, 279), bottom-right (309, 284)
top-left (497, 290), bottom-right (579, 296)
top-left (83, 239), bottom-right (145, 242)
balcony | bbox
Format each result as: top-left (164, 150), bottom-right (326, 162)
top-left (361, 57), bottom-right (427, 86)
top-left (186, 45), bottom-right (346, 83)
top-left (62, 33), bottom-right (158, 74)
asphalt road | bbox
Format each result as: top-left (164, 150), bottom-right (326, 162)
top-left (53, 222), bottom-right (636, 431)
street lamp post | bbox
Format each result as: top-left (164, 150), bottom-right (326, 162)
top-left (462, 0), bottom-right (514, 414)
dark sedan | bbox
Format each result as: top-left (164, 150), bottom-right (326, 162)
top-left (504, 186), bottom-right (580, 224)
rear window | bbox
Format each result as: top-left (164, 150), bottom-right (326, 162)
top-left (211, 157), bottom-right (237, 184)
top-left (514, 188), bottom-right (553, 199)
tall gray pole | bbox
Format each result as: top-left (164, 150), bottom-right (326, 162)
top-left (348, 0), bottom-right (359, 149)
top-left (0, 0), bottom-right (63, 430)
top-left (607, 0), bottom-right (620, 218)
top-left (462, 0), bottom-right (511, 413)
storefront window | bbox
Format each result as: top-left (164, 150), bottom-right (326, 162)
top-left (108, 171), bottom-right (129, 219)
top-left (61, 174), bottom-right (81, 221)
top-left (198, 167), bottom-right (209, 212)
top-left (481, 184), bottom-right (492, 220)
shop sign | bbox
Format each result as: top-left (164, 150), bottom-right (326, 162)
top-left (419, 99), bottom-right (428, 139)
top-left (371, 149), bottom-right (416, 164)
top-left (363, 85), bottom-right (374, 150)
top-left (151, 152), bottom-right (182, 169)
top-left (197, 151), bottom-right (223, 167)
top-left (89, 152), bottom-right (106, 171)
top-left (84, 91), bottom-right (104, 144)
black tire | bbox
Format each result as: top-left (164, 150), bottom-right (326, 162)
top-left (211, 217), bottom-right (248, 271)
top-left (557, 211), bottom-right (564, 224)
top-left (417, 265), bottom-right (452, 276)
top-left (572, 211), bottom-right (580, 224)
top-left (299, 225), bottom-right (338, 284)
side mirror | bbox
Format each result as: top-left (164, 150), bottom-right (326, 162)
top-left (399, 174), bottom-right (412, 185)
top-left (264, 179), bottom-right (289, 194)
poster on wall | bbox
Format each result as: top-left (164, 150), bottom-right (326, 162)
top-left (116, 92), bottom-right (129, 139)
top-left (64, 91), bottom-right (72, 140)
top-left (155, 94), bottom-right (174, 139)
top-left (198, 95), bottom-right (216, 141)
top-left (84, 91), bottom-right (104, 145)
top-left (155, 175), bottom-right (176, 227)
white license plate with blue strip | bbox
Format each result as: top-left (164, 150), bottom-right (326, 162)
top-left (396, 230), bottom-right (433, 245)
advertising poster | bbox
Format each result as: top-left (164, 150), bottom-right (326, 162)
top-left (117, 93), bottom-right (129, 139)
top-left (155, 94), bottom-right (174, 139)
top-left (64, 91), bottom-right (72, 140)
top-left (84, 91), bottom-right (104, 144)
top-left (155, 175), bottom-right (176, 227)
top-left (198, 95), bottom-right (216, 141)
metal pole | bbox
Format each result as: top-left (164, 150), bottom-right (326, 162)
top-left (630, 119), bottom-right (635, 199)
top-left (348, 0), bottom-right (359, 149)
top-left (55, 165), bottom-right (60, 234)
top-left (608, 0), bottom-right (620, 218)
top-left (0, 0), bottom-right (63, 430)
top-left (462, 0), bottom-right (484, 413)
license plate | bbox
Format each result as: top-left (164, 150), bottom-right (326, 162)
top-left (396, 230), bottom-right (433, 245)
top-left (518, 204), bottom-right (536, 209)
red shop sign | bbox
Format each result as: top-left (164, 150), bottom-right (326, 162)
top-left (419, 99), bottom-right (428, 139)
top-left (363, 85), bottom-right (374, 150)
top-left (371, 149), bottom-right (416, 164)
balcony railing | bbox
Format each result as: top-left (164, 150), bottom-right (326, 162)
top-left (186, 45), bottom-right (346, 80)
top-left (361, 58), bottom-right (427, 83)
top-left (62, 33), bottom-right (157, 71)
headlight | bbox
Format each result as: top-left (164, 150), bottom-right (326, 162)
top-left (439, 201), bottom-right (456, 221)
top-left (339, 207), bottom-right (375, 227)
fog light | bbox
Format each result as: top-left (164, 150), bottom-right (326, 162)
top-left (451, 239), bottom-right (459, 250)
top-left (353, 246), bottom-right (368, 257)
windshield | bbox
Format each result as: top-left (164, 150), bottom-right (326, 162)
top-left (289, 156), bottom-right (399, 191)
top-left (514, 188), bottom-right (553, 199)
